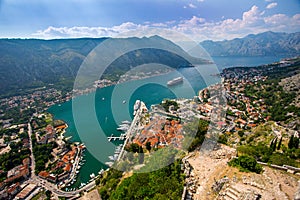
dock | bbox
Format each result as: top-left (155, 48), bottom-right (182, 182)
top-left (116, 100), bottom-right (146, 161)
top-left (107, 134), bottom-right (127, 142)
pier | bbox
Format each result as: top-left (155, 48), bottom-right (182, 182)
top-left (117, 100), bottom-right (146, 161)
top-left (107, 134), bottom-right (127, 141)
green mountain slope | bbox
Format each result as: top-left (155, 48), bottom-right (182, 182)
top-left (0, 36), bottom-right (206, 97)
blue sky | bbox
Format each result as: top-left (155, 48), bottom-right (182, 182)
top-left (0, 0), bottom-right (299, 41)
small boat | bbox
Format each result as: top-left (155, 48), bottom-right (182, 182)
top-left (122, 120), bottom-right (131, 124)
top-left (102, 97), bottom-right (105, 100)
top-left (105, 162), bottom-right (114, 167)
top-left (109, 155), bottom-right (115, 161)
top-left (117, 127), bottom-right (129, 131)
top-left (90, 173), bottom-right (95, 179)
top-left (122, 100), bottom-right (126, 104)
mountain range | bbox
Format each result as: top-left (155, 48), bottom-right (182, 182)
top-left (0, 31), bottom-right (299, 97)
top-left (200, 31), bottom-right (300, 57)
top-left (0, 36), bottom-right (205, 97)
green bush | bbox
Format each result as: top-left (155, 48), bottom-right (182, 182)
top-left (109, 160), bottom-right (184, 200)
top-left (228, 155), bottom-right (262, 174)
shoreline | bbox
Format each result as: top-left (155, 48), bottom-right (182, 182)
top-left (48, 65), bottom-right (218, 188)
top-left (46, 58), bottom-right (288, 188)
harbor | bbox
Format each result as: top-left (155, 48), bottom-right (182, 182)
top-left (48, 64), bottom-right (221, 189)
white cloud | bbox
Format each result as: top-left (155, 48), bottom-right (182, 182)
top-left (188, 3), bottom-right (197, 9)
top-left (172, 5), bottom-right (300, 41)
top-left (197, 0), bottom-right (204, 2)
top-left (242, 5), bottom-right (264, 26)
top-left (32, 23), bottom-right (144, 39)
top-left (32, 5), bottom-right (300, 42)
top-left (266, 2), bottom-right (277, 9)
top-left (179, 16), bottom-right (206, 26)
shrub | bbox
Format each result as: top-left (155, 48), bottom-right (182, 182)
top-left (228, 155), bottom-right (262, 174)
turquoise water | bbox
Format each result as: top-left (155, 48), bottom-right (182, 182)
top-left (48, 56), bottom-right (282, 188)
top-left (48, 64), bottom-right (220, 188)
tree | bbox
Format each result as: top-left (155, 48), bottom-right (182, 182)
top-left (146, 142), bottom-right (151, 152)
top-left (271, 137), bottom-right (277, 152)
top-left (238, 130), bottom-right (244, 137)
top-left (45, 190), bottom-right (52, 200)
top-left (128, 143), bottom-right (140, 153)
top-left (138, 146), bottom-right (144, 164)
top-left (288, 135), bottom-right (299, 149)
top-left (109, 160), bottom-right (184, 200)
top-left (228, 155), bottom-right (262, 174)
top-left (293, 137), bottom-right (299, 149)
top-left (273, 137), bottom-right (278, 152)
top-left (277, 137), bottom-right (282, 150)
top-left (218, 135), bottom-right (228, 145)
top-left (288, 135), bottom-right (294, 149)
top-left (270, 139), bottom-right (274, 149)
top-left (160, 100), bottom-right (179, 112)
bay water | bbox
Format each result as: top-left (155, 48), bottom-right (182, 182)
top-left (48, 56), bottom-right (282, 188)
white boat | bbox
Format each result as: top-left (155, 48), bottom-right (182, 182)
top-left (109, 155), bottom-right (117, 161)
top-left (119, 124), bottom-right (130, 128)
top-left (134, 100), bottom-right (141, 111)
top-left (105, 162), bottom-right (114, 167)
top-left (117, 124), bottom-right (130, 131)
top-left (122, 100), bottom-right (126, 104)
top-left (122, 120), bottom-right (131, 124)
top-left (90, 173), bottom-right (95, 179)
top-left (167, 77), bottom-right (183, 86)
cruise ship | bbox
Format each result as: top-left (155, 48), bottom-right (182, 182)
top-left (167, 77), bottom-right (183, 86)
top-left (133, 100), bottom-right (141, 115)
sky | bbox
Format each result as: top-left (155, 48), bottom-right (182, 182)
top-left (0, 0), bottom-right (299, 41)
